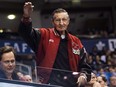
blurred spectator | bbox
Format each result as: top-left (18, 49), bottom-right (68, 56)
top-left (100, 47), bottom-right (108, 64)
top-left (106, 54), bottom-right (113, 66)
top-left (111, 49), bottom-right (116, 66)
top-left (87, 54), bottom-right (95, 70)
top-left (89, 73), bottom-right (101, 87)
top-left (97, 75), bottom-right (108, 87)
top-left (109, 75), bottom-right (116, 87)
top-left (100, 30), bottom-right (108, 38)
top-left (17, 69), bottom-right (33, 83)
top-left (94, 55), bottom-right (105, 70)
top-left (97, 67), bottom-right (110, 84)
top-left (24, 75), bottom-right (33, 83)
top-left (90, 46), bottom-right (99, 57)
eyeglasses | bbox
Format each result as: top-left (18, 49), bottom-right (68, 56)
top-left (3, 60), bottom-right (15, 64)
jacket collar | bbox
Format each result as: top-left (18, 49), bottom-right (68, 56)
top-left (53, 28), bottom-right (68, 39)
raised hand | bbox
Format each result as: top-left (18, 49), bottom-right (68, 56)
top-left (23, 2), bottom-right (34, 17)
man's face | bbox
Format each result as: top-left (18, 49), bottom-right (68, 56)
top-left (52, 12), bottom-right (70, 32)
top-left (0, 51), bottom-right (16, 74)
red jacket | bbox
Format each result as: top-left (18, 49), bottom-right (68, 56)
top-left (37, 28), bottom-right (83, 71)
top-left (36, 28), bottom-right (83, 83)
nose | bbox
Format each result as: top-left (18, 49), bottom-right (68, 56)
top-left (59, 20), bottom-right (63, 25)
top-left (9, 62), bottom-right (13, 66)
top-left (8, 61), bottom-right (15, 66)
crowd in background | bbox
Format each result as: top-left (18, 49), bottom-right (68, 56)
top-left (87, 46), bottom-right (116, 86)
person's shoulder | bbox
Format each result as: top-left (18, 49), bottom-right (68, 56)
top-left (68, 33), bottom-right (81, 40)
top-left (39, 28), bottom-right (53, 30)
top-left (0, 69), bottom-right (6, 78)
top-left (39, 28), bottom-right (54, 32)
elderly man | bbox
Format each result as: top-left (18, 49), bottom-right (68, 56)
top-left (19, 2), bottom-right (92, 87)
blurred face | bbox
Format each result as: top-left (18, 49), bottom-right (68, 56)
top-left (110, 76), bottom-right (116, 86)
top-left (52, 12), bottom-right (69, 33)
top-left (0, 51), bottom-right (15, 75)
top-left (24, 75), bottom-right (32, 83)
top-left (97, 76), bottom-right (106, 87)
top-left (90, 73), bottom-right (97, 84)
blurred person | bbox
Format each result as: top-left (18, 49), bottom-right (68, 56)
top-left (18, 2), bottom-right (92, 87)
top-left (111, 49), bottom-right (116, 66)
top-left (87, 54), bottom-right (95, 70)
top-left (88, 73), bottom-right (101, 87)
top-left (106, 55), bottom-right (113, 66)
top-left (0, 46), bottom-right (33, 83)
top-left (97, 75), bottom-right (108, 87)
top-left (17, 72), bottom-right (32, 82)
top-left (94, 55), bottom-right (105, 70)
top-left (0, 46), bottom-right (19, 80)
top-left (97, 68), bottom-right (110, 84)
top-left (109, 75), bottom-right (116, 87)
top-left (108, 66), bottom-right (116, 77)
top-left (90, 46), bottom-right (99, 57)
top-left (24, 75), bottom-right (33, 83)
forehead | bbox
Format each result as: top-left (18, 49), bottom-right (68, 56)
top-left (97, 76), bottom-right (102, 80)
top-left (1, 52), bottom-right (15, 61)
top-left (53, 12), bottom-right (69, 19)
top-left (91, 73), bottom-right (96, 77)
top-left (111, 76), bottom-right (116, 80)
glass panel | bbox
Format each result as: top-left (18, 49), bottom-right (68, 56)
top-left (34, 66), bottom-right (79, 87)
top-left (0, 66), bottom-right (80, 87)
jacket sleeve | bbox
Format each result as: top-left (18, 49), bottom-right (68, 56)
top-left (18, 21), bottom-right (41, 53)
top-left (79, 47), bottom-right (92, 82)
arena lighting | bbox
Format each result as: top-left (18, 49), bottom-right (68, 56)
top-left (0, 29), bottom-right (3, 33)
top-left (72, 0), bottom-right (81, 5)
top-left (7, 14), bottom-right (16, 20)
top-left (72, 0), bottom-right (81, 3)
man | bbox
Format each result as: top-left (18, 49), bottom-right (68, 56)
top-left (0, 46), bottom-right (32, 82)
top-left (0, 46), bottom-right (19, 80)
top-left (19, 2), bottom-right (92, 87)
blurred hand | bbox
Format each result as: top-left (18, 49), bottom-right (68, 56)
top-left (17, 72), bottom-right (26, 81)
top-left (23, 2), bottom-right (34, 17)
top-left (77, 73), bottom-right (87, 87)
top-left (17, 72), bottom-right (32, 83)
top-left (24, 75), bottom-right (33, 83)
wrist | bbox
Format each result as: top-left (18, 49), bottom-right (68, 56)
top-left (21, 15), bottom-right (31, 23)
top-left (23, 14), bottom-right (30, 18)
